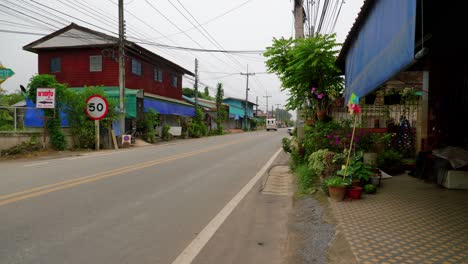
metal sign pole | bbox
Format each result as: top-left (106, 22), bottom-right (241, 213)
top-left (43, 116), bottom-right (47, 149)
top-left (95, 119), bottom-right (100, 151)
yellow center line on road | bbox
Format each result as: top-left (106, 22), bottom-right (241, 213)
top-left (0, 136), bottom-right (260, 207)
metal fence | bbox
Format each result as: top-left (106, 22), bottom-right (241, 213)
top-left (0, 106), bottom-right (41, 131)
top-left (330, 102), bottom-right (420, 129)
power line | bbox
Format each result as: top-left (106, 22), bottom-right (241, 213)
top-left (330, 0), bottom-right (345, 33)
top-left (153, 0), bottom-right (254, 40)
top-left (142, 0), bottom-right (239, 72)
top-left (171, 0), bottom-right (244, 70)
top-left (28, 0), bottom-right (118, 37)
top-left (13, 0), bottom-right (69, 27)
top-left (0, 2), bottom-right (61, 30)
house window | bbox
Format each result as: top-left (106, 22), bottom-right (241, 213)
top-left (154, 67), bottom-right (163, 82)
top-left (89, 55), bottom-right (102, 72)
top-left (132, 59), bottom-right (142, 76)
top-left (171, 74), bottom-right (178, 87)
top-left (50, 57), bottom-right (61, 73)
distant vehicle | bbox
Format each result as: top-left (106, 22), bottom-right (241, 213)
top-left (287, 127), bottom-right (295, 135)
top-left (266, 118), bottom-right (277, 131)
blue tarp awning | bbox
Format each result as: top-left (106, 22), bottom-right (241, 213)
top-left (344, 0), bottom-right (417, 102)
top-left (144, 96), bottom-right (195, 117)
top-left (24, 99), bottom-right (69, 127)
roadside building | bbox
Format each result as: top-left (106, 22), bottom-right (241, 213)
top-left (222, 97), bottom-right (257, 130)
top-left (182, 96), bottom-right (230, 131)
top-left (23, 23), bottom-right (195, 135)
top-left (337, 0), bottom-right (468, 183)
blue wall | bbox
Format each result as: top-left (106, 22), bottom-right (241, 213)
top-left (223, 98), bottom-right (255, 118)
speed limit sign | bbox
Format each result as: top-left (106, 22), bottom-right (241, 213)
top-left (85, 95), bottom-right (109, 120)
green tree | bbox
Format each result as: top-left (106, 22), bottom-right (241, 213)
top-left (27, 74), bottom-right (68, 150)
top-left (0, 90), bottom-right (25, 131)
top-left (182, 87), bottom-right (213, 100)
top-left (137, 109), bottom-right (159, 143)
top-left (189, 107), bottom-right (207, 138)
top-left (63, 86), bottom-right (118, 149)
top-left (182, 87), bottom-right (200, 98)
top-left (264, 34), bottom-right (343, 115)
top-left (215, 82), bottom-right (226, 135)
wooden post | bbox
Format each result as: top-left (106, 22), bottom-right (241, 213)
top-left (95, 119), bottom-right (100, 151)
top-left (42, 117), bottom-right (47, 149)
top-left (111, 129), bottom-right (118, 150)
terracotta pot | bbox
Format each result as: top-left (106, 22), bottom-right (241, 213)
top-left (351, 179), bottom-right (361, 188)
top-left (316, 110), bottom-right (326, 121)
top-left (346, 187), bottom-right (363, 200)
top-left (305, 118), bottom-right (315, 126)
top-left (328, 186), bottom-right (346, 202)
top-left (334, 98), bottom-right (344, 107)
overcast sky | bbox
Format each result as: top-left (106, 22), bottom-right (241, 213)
top-left (0, 0), bottom-right (364, 116)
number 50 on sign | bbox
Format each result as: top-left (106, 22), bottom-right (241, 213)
top-left (85, 95), bottom-right (109, 120)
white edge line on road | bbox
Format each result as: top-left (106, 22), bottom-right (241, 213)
top-left (23, 162), bottom-right (49, 167)
top-left (171, 148), bottom-right (283, 264)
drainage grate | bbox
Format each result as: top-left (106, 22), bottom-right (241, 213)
top-left (262, 166), bottom-right (294, 196)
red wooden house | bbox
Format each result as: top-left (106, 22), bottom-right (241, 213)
top-left (23, 23), bottom-right (195, 133)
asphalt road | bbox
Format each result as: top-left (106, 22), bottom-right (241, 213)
top-left (0, 129), bottom-right (288, 264)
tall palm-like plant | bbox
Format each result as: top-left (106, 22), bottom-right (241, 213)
top-left (264, 34), bottom-right (343, 116)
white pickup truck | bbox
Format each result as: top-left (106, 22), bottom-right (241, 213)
top-left (266, 118), bottom-right (277, 131)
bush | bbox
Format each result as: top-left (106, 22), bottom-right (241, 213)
top-left (189, 107), bottom-right (207, 138)
top-left (302, 120), bottom-right (352, 157)
top-left (161, 124), bottom-right (172, 141)
top-left (363, 184), bottom-right (377, 194)
top-left (377, 149), bottom-right (403, 169)
top-left (137, 109), bottom-right (159, 143)
top-left (308, 149), bottom-right (335, 177)
top-left (28, 74), bottom-right (69, 150)
top-left (63, 86), bottom-right (118, 149)
top-left (295, 164), bottom-right (315, 194)
top-left (282, 137), bottom-right (292, 153)
top-left (47, 117), bottom-right (66, 150)
top-left (1, 141), bottom-right (40, 156)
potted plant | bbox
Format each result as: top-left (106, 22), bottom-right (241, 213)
top-left (384, 89), bottom-right (401, 105)
top-left (370, 169), bottom-right (382, 187)
top-left (346, 186), bottom-right (363, 200)
top-left (336, 152), bottom-right (374, 186)
top-left (325, 176), bottom-right (348, 202)
top-left (377, 149), bottom-right (404, 175)
top-left (363, 184), bottom-right (377, 194)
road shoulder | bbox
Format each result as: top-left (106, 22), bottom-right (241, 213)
top-left (192, 151), bottom-right (292, 264)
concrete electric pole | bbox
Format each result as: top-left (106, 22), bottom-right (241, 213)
top-left (275, 104), bottom-right (281, 126)
top-left (194, 58), bottom-right (199, 108)
top-left (118, 0), bottom-right (126, 136)
top-left (294, 0), bottom-right (305, 140)
top-left (241, 65), bottom-right (255, 130)
top-left (263, 94), bottom-right (271, 118)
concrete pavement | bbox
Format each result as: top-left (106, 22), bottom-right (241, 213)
top-left (0, 129), bottom-right (293, 264)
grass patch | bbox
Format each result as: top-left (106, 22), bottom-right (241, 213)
top-left (1, 141), bottom-right (40, 157)
top-left (295, 163), bottom-right (318, 195)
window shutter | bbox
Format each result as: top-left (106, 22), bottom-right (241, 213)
top-left (90, 55), bottom-right (102, 72)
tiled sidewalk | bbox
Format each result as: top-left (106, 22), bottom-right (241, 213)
top-left (331, 174), bottom-right (468, 264)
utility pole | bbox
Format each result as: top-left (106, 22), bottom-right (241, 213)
top-left (256, 96), bottom-right (259, 117)
top-left (194, 58), bottom-right (199, 108)
top-left (263, 94), bottom-right (271, 118)
top-left (118, 0), bottom-right (126, 137)
top-left (294, 0), bottom-right (305, 140)
top-left (276, 104), bottom-right (281, 126)
top-left (240, 65), bottom-right (255, 130)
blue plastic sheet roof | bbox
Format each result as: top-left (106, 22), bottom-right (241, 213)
top-left (144, 96), bottom-right (195, 117)
top-left (344, 0), bottom-right (416, 102)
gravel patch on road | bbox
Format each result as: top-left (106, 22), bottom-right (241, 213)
top-left (284, 196), bottom-right (335, 264)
